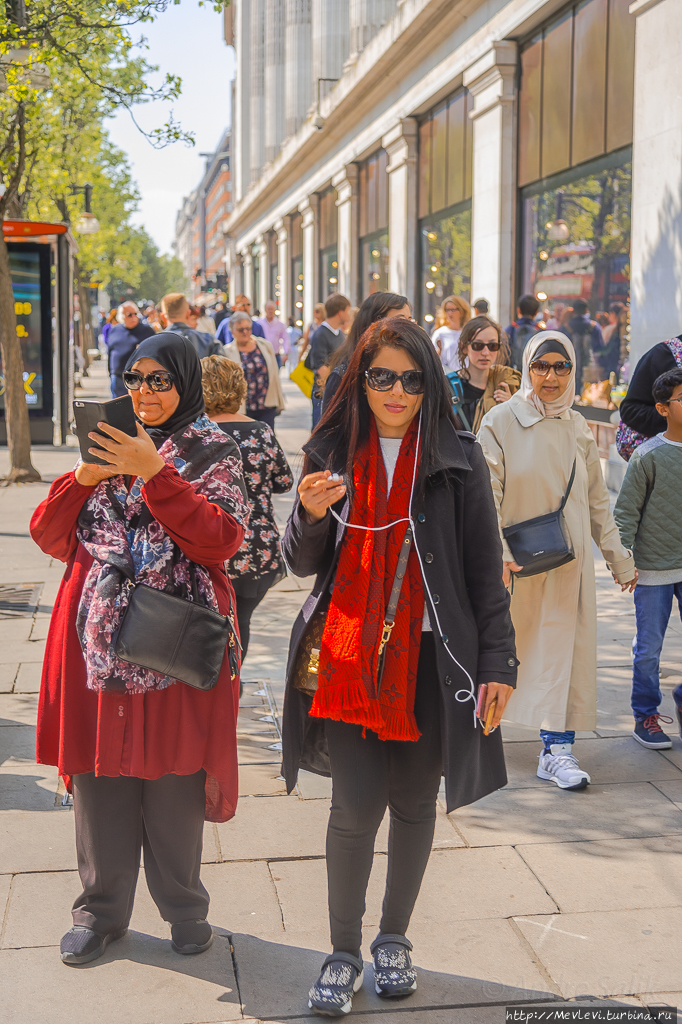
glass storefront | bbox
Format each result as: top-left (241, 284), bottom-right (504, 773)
top-left (290, 212), bottom-right (303, 326)
top-left (419, 203), bottom-right (472, 326)
top-left (360, 231), bottom-right (389, 296)
top-left (318, 188), bottom-right (338, 300)
top-left (521, 149), bottom-right (631, 319)
top-left (1, 249), bottom-right (45, 411)
top-left (320, 246), bottom-right (338, 298)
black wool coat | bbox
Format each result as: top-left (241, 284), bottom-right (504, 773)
top-left (280, 417), bottom-right (518, 813)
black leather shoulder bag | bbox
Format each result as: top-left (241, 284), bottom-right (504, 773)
top-left (502, 458), bottom-right (576, 579)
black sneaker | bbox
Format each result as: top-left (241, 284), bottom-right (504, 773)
top-left (60, 925), bottom-right (127, 965)
top-left (370, 933), bottom-right (417, 998)
top-left (171, 919), bottom-right (214, 954)
top-left (633, 715), bottom-right (673, 749)
top-left (308, 952), bottom-right (364, 1016)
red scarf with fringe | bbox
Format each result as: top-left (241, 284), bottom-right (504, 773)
top-left (310, 418), bottom-right (424, 741)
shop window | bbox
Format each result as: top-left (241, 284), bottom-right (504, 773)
top-left (418, 89), bottom-right (473, 220)
top-left (521, 148), bottom-right (631, 374)
top-left (358, 150), bottom-right (389, 299)
top-left (267, 231), bottom-right (279, 308)
top-left (419, 204), bottom-right (472, 328)
top-left (518, 0), bottom-right (635, 187)
top-left (290, 212), bottom-right (303, 325)
top-left (319, 188), bottom-right (338, 300)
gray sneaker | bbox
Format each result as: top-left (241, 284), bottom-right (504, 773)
top-left (537, 743), bottom-right (590, 790)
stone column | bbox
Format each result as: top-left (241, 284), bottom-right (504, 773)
top-left (300, 194), bottom-right (319, 327)
top-left (241, 249), bottom-right (253, 303)
top-left (256, 235), bottom-right (269, 313)
top-left (464, 41), bottom-right (517, 328)
top-left (265, 0), bottom-right (286, 164)
top-left (333, 165), bottom-right (359, 304)
top-left (250, 0), bottom-right (266, 184)
top-left (384, 118), bottom-right (418, 299)
top-left (311, 0), bottom-right (349, 105)
top-left (629, 0), bottom-right (682, 366)
top-left (276, 217), bottom-right (290, 321)
top-left (226, 238), bottom-right (241, 306)
top-left (234, 0), bottom-right (251, 202)
top-left (346, 0), bottom-right (396, 67)
top-left (285, 0), bottom-right (312, 137)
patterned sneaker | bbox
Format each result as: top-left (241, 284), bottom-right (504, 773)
top-left (60, 925), bottom-right (127, 965)
top-left (308, 952), bottom-right (364, 1016)
top-left (537, 743), bottom-right (590, 790)
top-left (633, 715), bottom-right (673, 749)
top-left (370, 933), bottom-right (417, 998)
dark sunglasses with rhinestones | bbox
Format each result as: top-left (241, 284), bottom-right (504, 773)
top-left (529, 360), bottom-right (573, 377)
top-left (122, 370), bottom-right (175, 392)
top-left (365, 367), bottom-right (425, 395)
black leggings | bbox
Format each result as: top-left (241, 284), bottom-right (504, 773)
top-left (324, 633), bottom-right (443, 958)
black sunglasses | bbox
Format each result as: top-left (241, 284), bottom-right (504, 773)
top-left (365, 367), bottom-right (424, 395)
top-left (470, 341), bottom-right (501, 352)
top-left (122, 370), bottom-right (175, 392)
top-left (529, 360), bottom-right (573, 377)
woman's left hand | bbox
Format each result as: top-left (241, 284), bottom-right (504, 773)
top-left (88, 422), bottom-right (165, 482)
top-left (482, 682), bottom-right (514, 731)
top-left (493, 381), bottom-right (512, 404)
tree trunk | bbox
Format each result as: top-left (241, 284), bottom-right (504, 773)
top-left (0, 232), bottom-right (41, 483)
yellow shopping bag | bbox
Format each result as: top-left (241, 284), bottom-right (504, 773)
top-left (290, 359), bottom-right (315, 399)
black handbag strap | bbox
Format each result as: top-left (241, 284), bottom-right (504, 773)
top-left (558, 458), bottom-right (577, 512)
top-left (376, 527), bottom-right (413, 694)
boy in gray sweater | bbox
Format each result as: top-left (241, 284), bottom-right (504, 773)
top-left (614, 367), bottom-right (682, 749)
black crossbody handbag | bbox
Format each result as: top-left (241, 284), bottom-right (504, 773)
top-left (115, 573), bottom-right (240, 691)
top-left (502, 458), bottom-right (576, 579)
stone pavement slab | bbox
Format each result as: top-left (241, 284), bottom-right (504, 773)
top-left (517, 835), bottom-right (682, 913)
top-left (450, 781), bottom-right (682, 847)
top-left (13, 661), bottom-right (43, 692)
top-left (514, 906), bottom-right (682, 997)
top-left (0, 722), bottom-right (37, 762)
top-left (654, 778), bottom-right (682, 809)
top-left (0, 692), bottom-right (40, 724)
top-left (0, 664), bottom-right (18, 692)
top-left (202, 860), bottom-right (284, 940)
top-left (0, 933), bottom-right (242, 1024)
top-left (0, 763), bottom-right (59, 809)
top-left (0, 809), bottom-right (77, 872)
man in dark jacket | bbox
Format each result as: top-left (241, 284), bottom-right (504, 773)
top-left (308, 293), bottom-right (351, 427)
top-left (105, 302), bottom-right (155, 398)
top-left (505, 294), bottom-right (541, 370)
top-left (565, 299), bottom-right (604, 390)
top-left (620, 338), bottom-right (682, 439)
top-left (161, 293), bottom-right (224, 359)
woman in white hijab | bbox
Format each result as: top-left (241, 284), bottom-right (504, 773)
top-left (478, 332), bottom-right (636, 789)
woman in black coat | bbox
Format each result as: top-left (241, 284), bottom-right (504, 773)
top-left (281, 318), bottom-right (517, 1016)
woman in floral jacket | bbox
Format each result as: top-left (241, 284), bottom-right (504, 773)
top-left (202, 355), bottom-right (293, 658)
top-left (31, 334), bottom-right (250, 966)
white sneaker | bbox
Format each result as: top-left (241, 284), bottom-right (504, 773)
top-left (537, 743), bottom-right (591, 790)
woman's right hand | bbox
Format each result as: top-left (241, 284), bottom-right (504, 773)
top-left (75, 462), bottom-right (120, 487)
top-left (502, 560), bottom-right (522, 588)
top-left (299, 470), bottom-right (346, 523)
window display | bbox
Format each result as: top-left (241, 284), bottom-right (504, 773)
top-left (420, 206), bottom-right (472, 326)
top-left (0, 249), bottom-right (44, 411)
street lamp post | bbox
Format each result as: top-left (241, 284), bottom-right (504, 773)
top-left (70, 184), bottom-right (100, 234)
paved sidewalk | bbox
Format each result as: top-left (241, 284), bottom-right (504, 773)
top-left (0, 359), bottom-right (681, 1021)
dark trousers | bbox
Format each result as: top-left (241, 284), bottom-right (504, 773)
top-left (248, 406), bottom-right (277, 430)
top-left (71, 771), bottom-right (208, 936)
top-left (324, 634), bottom-right (443, 958)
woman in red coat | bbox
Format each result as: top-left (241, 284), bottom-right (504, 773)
top-left (31, 333), bottom-right (250, 966)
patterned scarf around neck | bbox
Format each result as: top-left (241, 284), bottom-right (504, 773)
top-left (310, 418), bottom-right (424, 741)
top-left (76, 413), bottom-right (250, 694)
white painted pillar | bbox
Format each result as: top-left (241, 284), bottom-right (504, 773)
top-left (234, 0), bottom-right (251, 203)
top-left (629, 0), bottom-right (682, 367)
top-left (384, 118), bottom-right (418, 300)
top-left (241, 250), bottom-right (253, 302)
top-left (333, 165), bottom-right (359, 304)
top-left (276, 217), bottom-right (290, 321)
top-left (346, 0), bottom-right (397, 67)
top-left (464, 41), bottom-right (517, 328)
top-left (227, 239), bottom-right (240, 306)
top-left (250, 0), bottom-right (266, 184)
top-left (285, 0), bottom-right (312, 137)
top-left (301, 194), bottom-right (319, 326)
top-left (311, 0), bottom-right (349, 105)
top-left (265, 0), bottom-right (286, 164)
top-left (256, 235), bottom-right (269, 313)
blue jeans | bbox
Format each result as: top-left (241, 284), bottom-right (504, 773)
top-left (110, 374), bottom-right (127, 398)
top-left (632, 582), bottom-right (682, 719)
top-left (540, 730), bottom-right (575, 749)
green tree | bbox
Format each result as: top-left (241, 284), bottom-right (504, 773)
top-left (0, 0), bottom-right (218, 482)
top-left (108, 229), bottom-right (188, 306)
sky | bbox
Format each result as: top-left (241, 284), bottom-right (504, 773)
top-left (107, 1), bottom-right (235, 256)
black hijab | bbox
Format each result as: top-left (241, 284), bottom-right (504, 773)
top-left (124, 332), bottom-right (205, 445)
top-left (534, 338), bottom-right (571, 361)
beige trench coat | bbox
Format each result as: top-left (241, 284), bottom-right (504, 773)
top-left (223, 337), bottom-right (286, 414)
top-left (478, 394), bottom-right (635, 732)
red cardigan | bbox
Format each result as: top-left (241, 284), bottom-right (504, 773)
top-left (30, 465), bottom-right (245, 823)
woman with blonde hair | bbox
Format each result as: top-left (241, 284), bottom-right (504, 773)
top-left (455, 316), bottom-right (521, 432)
top-left (478, 331), bottom-right (636, 790)
top-left (201, 356), bottom-right (293, 661)
top-left (431, 295), bottom-right (471, 370)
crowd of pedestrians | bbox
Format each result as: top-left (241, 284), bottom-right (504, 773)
top-left (30, 278), bottom-right (682, 1016)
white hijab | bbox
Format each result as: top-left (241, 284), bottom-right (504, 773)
top-left (520, 330), bottom-right (577, 418)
